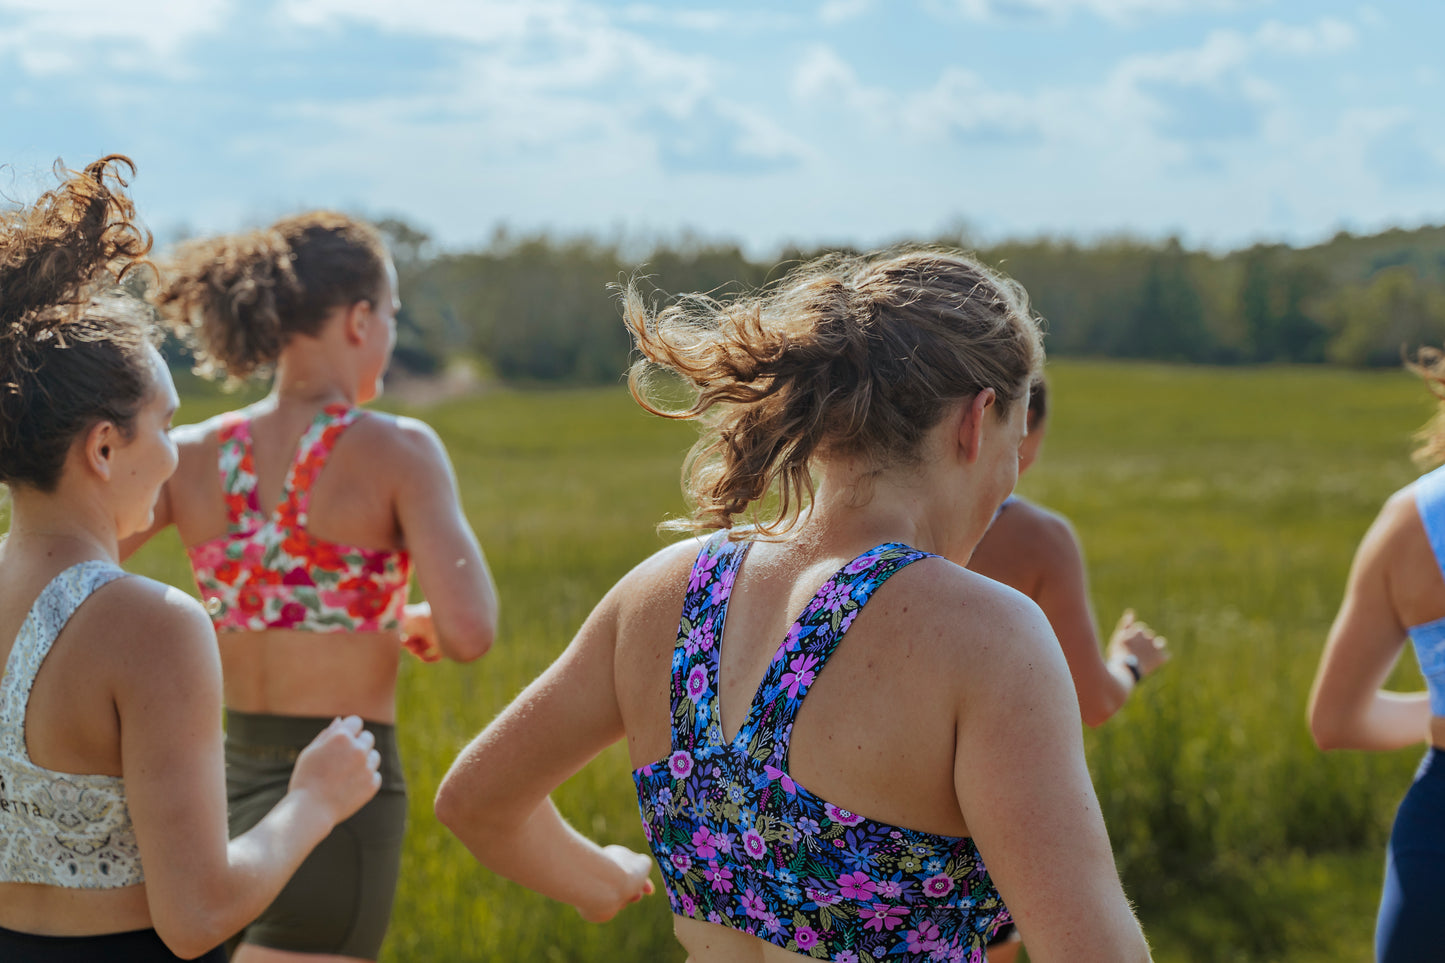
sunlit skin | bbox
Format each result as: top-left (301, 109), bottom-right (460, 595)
top-left (0, 347), bottom-right (380, 956)
top-left (436, 389), bottom-right (1152, 963)
top-left (1309, 481), bottom-right (1443, 752)
top-left (123, 259), bottom-right (498, 963)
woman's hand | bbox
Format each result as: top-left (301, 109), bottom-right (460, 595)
top-left (290, 715), bottom-right (383, 825)
top-left (1107, 610), bottom-right (1169, 680)
top-left (401, 601), bottom-right (443, 663)
top-left (576, 845), bottom-right (656, 923)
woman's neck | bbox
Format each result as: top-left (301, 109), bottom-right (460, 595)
top-left (2, 492), bottom-right (117, 564)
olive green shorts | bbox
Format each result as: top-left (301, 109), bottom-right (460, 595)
top-left (225, 711), bottom-right (407, 960)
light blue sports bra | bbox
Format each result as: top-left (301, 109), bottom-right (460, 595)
top-left (1409, 465), bottom-right (1445, 717)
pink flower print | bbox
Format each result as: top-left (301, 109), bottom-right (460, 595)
top-left (763, 912), bottom-right (783, 934)
top-left (704, 860), bottom-right (734, 893)
top-left (862, 902), bottom-right (910, 932)
top-left (763, 764), bottom-right (797, 795)
top-left (742, 828), bottom-right (767, 860)
top-left (906, 920), bottom-right (943, 954)
top-left (691, 826), bottom-right (719, 858)
top-left (838, 871), bottom-right (877, 900)
top-left (686, 665), bottom-right (709, 702)
top-left (782, 653), bottom-right (819, 698)
top-left (825, 803), bottom-right (865, 826)
top-left (817, 578), bottom-right (853, 612)
top-left (688, 552), bottom-right (719, 591)
top-left (923, 873), bottom-right (955, 898)
top-left (277, 601), bottom-right (308, 627)
top-left (793, 924), bottom-right (819, 951)
top-left (739, 888), bottom-right (768, 919)
top-left (683, 623), bottom-right (715, 655)
top-left (671, 853), bottom-right (692, 872)
top-left (875, 879), bottom-right (903, 899)
top-left (806, 886), bottom-right (840, 906)
top-left (669, 750), bottom-right (694, 780)
top-left (680, 893), bottom-right (697, 917)
top-left (712, 831), bottom-right (734, 855)
top-left (708, 566), bottom-right (736, 605)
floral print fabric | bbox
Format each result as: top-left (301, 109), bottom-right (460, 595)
top-left (0, 562), bottom-right (142, 888)
top-left (187, 404), bottom-right (411, 633)
top-left (634, 533), bottom-right (1010, 962)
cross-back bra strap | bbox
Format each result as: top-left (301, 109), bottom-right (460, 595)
top-left (280, 404), bottom-right (361, 528)
top-left (670, 531), bottom-right (751, 754)
top-left (0, 562), bottom-right (126, 759)
top-left (217, 412), bottom-right (262, 534)
top-left (748, 543), bottom-right (932, 764)
top-left (1416, 466), bottom-right (1445, 582)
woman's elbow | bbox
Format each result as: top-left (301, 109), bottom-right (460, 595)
top-left (443, 617), bottom-right (495, 663)
top-left (1308, 703), bottom-right (1352, 751)
top-left (153, 906), bottom-right (232, 960)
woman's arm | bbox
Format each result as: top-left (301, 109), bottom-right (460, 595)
top-left (1309, 493), bottom-right (1430, 751)
top-left (115, 582), bottom-right (381, 958)
top-left (953, 595), bottom-right (1151, 962)
top-left (434, 576), bottom-right (654, 922)
top-left (390, 417), bottom-right (498, 663)
top-left (1031, 515), bottom-right (1166, 727)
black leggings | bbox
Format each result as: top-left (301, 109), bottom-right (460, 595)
top-left (0, 925), bottom-right (224, 962)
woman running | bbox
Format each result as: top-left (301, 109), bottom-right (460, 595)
top-left (967, 378), bottom-right (1167, 961)
top-left (1309, 348), bottom-right (1445, 963)
top-left (125, 211), bottom-right (499, 962)
top-left (968, 378), bottom-right (1169, 728)
top-left (0, 156), bottom-right (380, 962)
top-left (436, 249), bottom-right (1151, 961)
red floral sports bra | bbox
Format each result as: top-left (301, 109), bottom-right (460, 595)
top-left (186, 403), bottom-right (412, 633)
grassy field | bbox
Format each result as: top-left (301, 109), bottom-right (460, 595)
top-left (89, 361), bottom-right (1444, 959)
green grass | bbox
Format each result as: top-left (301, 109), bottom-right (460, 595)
top-left (18, 361), bottom-right (1438, 961)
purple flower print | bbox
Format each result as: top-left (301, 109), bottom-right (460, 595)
top-left (688, 551), bottom-right (719, 592)
top-left (763, 912), bottom-right (783, 934)
top-left (825, 803), bottom-right (865, 826)
top-left (875, 878), bottom-right (904, 899)
top-left (784, 622), bottom-right (805, 652)
top-left (680, 893), bottom-right (696, 917)
top-left (923, 873), bottom-right (955, 898)
top-left (796, 816), bottom-right (821, 836)
top-left (839, 608), bottom-right (858, 634)
top-left (686, 665), bottom-right (708, 702)
top-left (708, 566), bottom-right (736, 606)
top-left (740, 888), bottom-right (768, 919)
top-left (763, 764), bottom-right (797, 795)
top-left (704, 861), bottom-right (734, 893)
top-left (817, 578), bottom-right (853, 612)
top-left (742, 828), bottom-right (767, 860)
top-left (793, 924), bottom-right (819, 951)
top-left (844, 551), bottom-right (881, 574)
top-left (906, 920), bottom-right (943, 954)
top-left (837, 871), bottom-right (877, 901)
top-left (683, 623), bottom-right (715, 655)
top-left (669, 750), bottom-right (694, 779)
top-left (835, 952), bottom-right (859, 963)
top-left (671, 853), bottom-right (692, 872)
top-left (783, 653), bottom-right (819, 698)
top-left (692, 825), bottom-right (719, 858)
top-left (862, 902), bottom-right (909, 932)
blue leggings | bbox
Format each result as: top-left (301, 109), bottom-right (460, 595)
top-left (1377, 748), bottom-right (1445, 962)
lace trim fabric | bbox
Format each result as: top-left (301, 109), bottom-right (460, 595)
top-left (187, 403), bottom-right (412, 633)
top-left (0, 561), bottom-right (143, 888)
top-left (633, 533), bottom-right (1009, 961)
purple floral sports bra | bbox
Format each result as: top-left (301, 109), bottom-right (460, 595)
top-left (633, 532), bottom-right (1010, 961)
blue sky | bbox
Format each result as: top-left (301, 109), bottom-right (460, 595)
top-left (1, 0), bottom-right (1441, 256)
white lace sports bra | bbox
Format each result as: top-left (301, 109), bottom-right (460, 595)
top-left (0, 561), bottom-right (144, 888)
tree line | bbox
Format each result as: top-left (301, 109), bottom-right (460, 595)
top-left (377, 220), bottom-right (1445, 382)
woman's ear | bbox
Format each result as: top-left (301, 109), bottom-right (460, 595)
top-left (957, 388), bottom-right (997, 464)
top-left (342, 299), bottom-right (372, 346)
top-left (83, 419), bottom-right (118, 481)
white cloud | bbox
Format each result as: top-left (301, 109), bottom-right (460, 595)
top-left (819, 0), bottom-right (874, 24)
top-left (0, 0), bottom-right (231, 74)
top-left (944, 0), bottom-right (1260, 25)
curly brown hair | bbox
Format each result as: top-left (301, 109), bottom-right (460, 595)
top-left (623, 247), bottom-right (1044, 534)
top-left (157, 212), bottom-right (389, 381)
top-left (1409, 346), bottom-right (1445, 468)
top-left (0, 155), bottom-right (158, 492)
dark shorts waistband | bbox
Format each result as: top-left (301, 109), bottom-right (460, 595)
top-left (0, 925), bottom-right (224, 962)
top-left (225, 710), bottom-right (405, 790)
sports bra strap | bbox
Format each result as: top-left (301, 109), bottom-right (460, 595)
top-left (671, 532), bottom-right (750, 754)
top-left (1416, 466), bottom-right (1445, 581)
top-left (279, 404), bottom-right (361, 528)
top-left (217, 411), bottom-right (263, 534)
top-left (0, 562), bottom-right (126, 759)
top-left (742, 543), bottom-right (930, 766)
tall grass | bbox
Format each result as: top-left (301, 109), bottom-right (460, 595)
top-left (86, 361), bottom-right (1440, 960)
